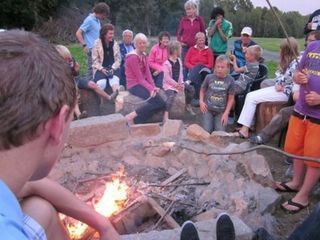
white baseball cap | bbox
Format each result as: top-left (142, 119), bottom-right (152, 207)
top-left (241, 27), bottom-right (252, 36)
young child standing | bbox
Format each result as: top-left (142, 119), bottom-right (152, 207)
top-left (230, 45), bottom-right (262, 94)
top-left (163, 41), bottom-right (195, 121)
top-left (199, 55), bottom-right (235, 133)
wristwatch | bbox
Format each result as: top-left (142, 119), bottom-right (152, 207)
top-left (82, 44), bottom-right (87, 48)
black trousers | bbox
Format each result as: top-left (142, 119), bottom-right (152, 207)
top-left (129, 85), bottom-right (166, 124)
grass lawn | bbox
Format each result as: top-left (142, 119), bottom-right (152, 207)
top-left (68, 44), bottom-right (87, 76)
top-left (251, 37), bottom-right (304, 52)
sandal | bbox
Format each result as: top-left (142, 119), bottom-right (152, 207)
top-left (275, 182), bottom-right (299, 193)
top-left (281, 199), bottom-right (308, 214)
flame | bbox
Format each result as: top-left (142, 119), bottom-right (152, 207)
top-left (65, 169), bottom-right (129, 239)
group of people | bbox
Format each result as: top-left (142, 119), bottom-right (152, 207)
top-left (1, 1), bottom-right (320, 240)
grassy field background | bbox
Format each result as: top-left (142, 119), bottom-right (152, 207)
top-left (68, 37), bottom-right (302, 79)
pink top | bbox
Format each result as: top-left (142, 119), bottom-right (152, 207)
top-left (177, 16), bottom-right (206, 47)
top-left (125, 52), bottom-right (155, 93)
top-left (163, 58), bottom-right (184, 92)
top-left (148, 43), bottom-right (169, 72)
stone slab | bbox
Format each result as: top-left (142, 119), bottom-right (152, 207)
top-left (68, 114), bottom-right (128, 147)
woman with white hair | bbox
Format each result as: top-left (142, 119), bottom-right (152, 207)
top-left (125, 33), bottom-right (166, 124)
top-left (177, 0), bottom-right (206, 80)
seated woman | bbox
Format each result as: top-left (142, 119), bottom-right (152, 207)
top-left (92, 23), bottom-right (121, 101)
top-left (236, 37), bottom-right (299, 138)
top-left (125, 33), bottom-right (166, 124)
top-left (184, 32), bottom-right (214, 101)
top-left (148, 31), bottom-right (170, 88)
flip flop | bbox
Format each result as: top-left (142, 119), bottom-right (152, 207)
top-left (281, 199), bottom-right (309, 214)
top-left (275, 182), bottom-right (299, 193)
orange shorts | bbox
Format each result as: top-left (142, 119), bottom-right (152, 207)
top-left (285, 115), bottom-right (320, 168)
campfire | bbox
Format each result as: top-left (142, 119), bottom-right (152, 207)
top-left (61, 168), bottom-right (129, 240)
top-left (60, 165), bottom-right (204, 239)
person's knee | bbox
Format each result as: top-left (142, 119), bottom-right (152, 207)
top-left (21, 196), bottom-right (58, 233)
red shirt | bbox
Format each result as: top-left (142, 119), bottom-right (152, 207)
top-left (184, 46), bottom-right (214, 70)
top-left (177, 16), bottom-right (205, 47)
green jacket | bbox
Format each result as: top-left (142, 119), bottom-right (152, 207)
top-left (208, 18), bottom-right (233, 55)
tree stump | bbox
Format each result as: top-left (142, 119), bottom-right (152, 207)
top-left (255, 101), bottom-right (287, 133)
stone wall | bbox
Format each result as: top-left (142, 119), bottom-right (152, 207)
top-left (52, 114), bottom-right (281, 239)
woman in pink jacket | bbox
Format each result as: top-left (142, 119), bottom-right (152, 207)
top-left (125, 33), bottom-right (166, 124)
top-left (148, 31), bottom-right (170, 88)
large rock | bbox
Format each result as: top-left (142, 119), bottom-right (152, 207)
top-left (118, 90), bottom-right (185, 122)
top-left (186, 124), bottom-right (210, 142)
top-left (162, 119), bottom-right (184, 138)
top-left (122, 217), bottom-right (252, 240)
top-left (68, 114), bottom-right (129, 147)
top-left (129, 123), bottom-right (161, 138)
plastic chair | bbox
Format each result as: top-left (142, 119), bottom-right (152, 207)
top-left (234, 64), bottom-right (269, 118)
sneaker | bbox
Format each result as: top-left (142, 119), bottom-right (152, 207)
top-left (180, 221), bottom-right (200, 240)
top-left (185, 80), bottom-right (192, 85)
top-left (109, 90), bottom-right (119, 102)
top-left (216, 213), bottom-right (235, 240)
top-left (253, 228), bottom-right (274, 240)
top-left (191, 99), bottom-right (200, 107)
top-left (249, 135), bottom-right (264, 145)
top-left (186, 104), bottom-right (196, 116)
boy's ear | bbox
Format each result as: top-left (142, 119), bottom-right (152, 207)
top-left (44, 105), bottom-right (71, 145)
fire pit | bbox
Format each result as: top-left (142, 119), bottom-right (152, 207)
top-left (50, 114), bottom-right (280, 239)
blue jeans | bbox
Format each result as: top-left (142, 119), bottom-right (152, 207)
top-left (256, 204), bottom-right (320, 240)
top-left (152, 72), bottom-right (164, 89)
top-left (181, 45), bottom-right (189, 81)
top-left (202, 111), bottom-right (225, 133)
top-left (288, 204), bottom-right (320, 240)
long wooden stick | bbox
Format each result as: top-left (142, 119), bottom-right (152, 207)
top-left (265, 0), bottom-right (310, 91)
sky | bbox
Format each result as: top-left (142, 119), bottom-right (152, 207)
top-left (250, 0), bottom-right (318, 15)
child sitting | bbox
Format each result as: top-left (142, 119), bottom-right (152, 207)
top-left (230, 45), bottom-right (262, 95)
top-left (163, 41), bottom-right (195, 121)
top-left (55, 45), bottom-right (118, 119)
top-left (199, 55), bottom-right (235, 133)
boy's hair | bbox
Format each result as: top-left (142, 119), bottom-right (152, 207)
top-left (55, 45), bottom-right (71, 61)
top-left (210, 7), bottom-right (225, 19)
top-left (246, 45), bottom-right (263, 61)
top-left (184, 0), bottom-right (199, 16)
top-left (168, 41), bottom-right (181, 55)
top-left (158, 31), bottom-right (170, 42)
top-left (215, 55), bottom-right (230, 69)
top-left (93, 2), bottom-right (110, 16)
top-left (279, 37), bottom-right (299, 72)
top-left (0, 30), bottom-right (76, 150)
top-left (100, 23), bottom-right (114, 41)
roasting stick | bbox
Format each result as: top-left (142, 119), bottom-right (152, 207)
top-left (265, 0), bottom-right (310, 92)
